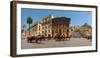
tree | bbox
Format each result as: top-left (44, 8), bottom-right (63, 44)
top-left (27, 17), bottom-right (33, 36)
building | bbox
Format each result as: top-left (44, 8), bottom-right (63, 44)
top-left (52, 17), bottom-right (70, 37)
top-left (69, 23), bottom-right (92, 37)
top-left (69, 26), bottom-right (82, 37)
top-left (81, 23), bottom-right (92, 36)
top-left (25, 15), bottom-right (71, 37)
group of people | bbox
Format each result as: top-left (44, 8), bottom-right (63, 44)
top-left (54, 34), bottom-right (71, 41)
top-left (26, 33), bottom-right (92, 43)
top-left (26, 34), bottom-right (71, 43)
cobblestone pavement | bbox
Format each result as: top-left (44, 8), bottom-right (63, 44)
top-left (21, 38), bottom-right (92, 49)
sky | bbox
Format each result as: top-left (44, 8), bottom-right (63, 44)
top-left (21, 8), bottom-right (92, 29)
